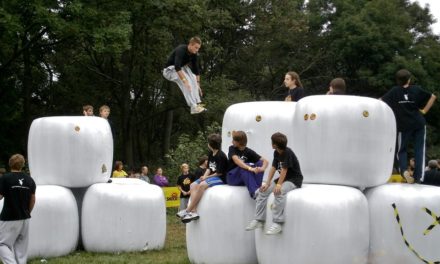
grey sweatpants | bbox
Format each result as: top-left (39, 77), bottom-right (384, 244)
top-left (0, 219), bottom-right (30, 264)
top-left (254, 181), bottom-right (297, 224)
top-left (162, 65), bottom-right (201, 108)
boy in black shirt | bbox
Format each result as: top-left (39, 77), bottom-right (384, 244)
top-left (162, 36), bottom-right (207, 114)
top-left (0, 154), bottom-right (36, 264)
top-left (180, 134), bottom-right (228, 223)
top-left (193, 155), bottom-right (208, 181)
top-left (176, 163), bottom-right (195, 213)
top-left (381, 69), bottom-right (436, 183)
top-left (227, 131), bottom-right (268, 198)
top-left (245, 133), bottom-right (303, 235)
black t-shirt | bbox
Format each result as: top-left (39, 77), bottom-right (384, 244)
top-left (286, 87), bottom-right (305, 102)
top-left (177, 173), bottom-right (195, 198)
top-left (193, 167), bottom-right (206, 181)
top-left (208, 150), bottom-right (228, 183)
top-left (382, 85), bottom-right (432, 131)
top-left (165, 44), bottom-right (200, 75)
top-left (0, 172), bottom-right (36, 221)
top-left (228, 145), bottom-right (261, 171)
top-left (423, 169), bottom-right (440, 186)
top-left (272, 147), bottom-right (303, 187)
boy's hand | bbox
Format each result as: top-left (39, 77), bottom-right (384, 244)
top-left (273, 184), bottom-right (282, 195)
top-left (259, 182), bottom-right (268, 192)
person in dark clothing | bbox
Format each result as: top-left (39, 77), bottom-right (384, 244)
top-left (193, 155), bottom-right (208, 181)
top-left (284, 71), bottom-right (305, 102)
top-left (176, 163), bottom-right (195, 212)
top-left (381, 69), bottom-right (436, 183)
top-left (162, 36), bottom-right (207, 114)
top-left (423, 160), bottom-right (440, 186)
top-left (326, 78), bottom-right (346, 95)
top-left (227, 131), bottom-right (269, 198)
top-left (0, 154), bottom-right (36, 264)
top-left (245, 133), bottom-right (303, 235)
top-left (178, 134), bottom-right (228, 223)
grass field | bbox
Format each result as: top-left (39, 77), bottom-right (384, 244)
top-left (29, 207), bottom-right (190, 264)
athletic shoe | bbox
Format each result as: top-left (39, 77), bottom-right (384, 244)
top-left (181, 212), bottom-right (200, 223)
top-left (190, 105), bottom-right (207, 114)
top-left (245, 220), bottom-right (264, 231)
top-left (265, 223), bottom-right (282, 235)
top-left (176, 210), bottom-right (188, 218)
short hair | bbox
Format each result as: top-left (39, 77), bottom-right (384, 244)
top-left (99, 105), bottom-right (110, 113)
top-left (395, 69), bottom-right (411, 86)
top-left (286, 71), bottom-right (303, 88)
top-left (208, 134), bottom-right (222, 150)
top-left (114, 161), bottom-right (123, 170)
top-left (330, 78), bottom-right (346, 94)
top-left (232, 131), bottom-right (247, 146)
top-left (197, 155), bottom-right (208, 166)
top-left (9, 154), bottom-right (25, 171)
top-left (180, 163), bottom-right (189, 172)
top-left (83, 105), bottom-right (93, 111)
top-left (428, 160), bottom-right (438, 169)
top-left (271, 132), bottom-right (287, 150)
top-left (189, 36), bottom-right (202, 45)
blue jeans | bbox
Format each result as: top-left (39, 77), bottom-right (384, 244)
top-left (397, 127), bottom-right (426, 182)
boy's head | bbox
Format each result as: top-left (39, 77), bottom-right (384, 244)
top-left (114, 161), bottom-right (123, 170)
top-left (83, 105), bottom-right (94, 116)
top-left (141, 166), bottom-right (148, 175)
top-left (329, 78), bottom-right (346, 95)
top-left (208, 134), bottom-right (222, 150)
top-left (395, 69), bottom-right (411, 86)
top-left (180, 163), bottom-right (189, 173)
top-left (99, 105), bottom-right (110, 119)
top-left (198, 155), bottom-right (208, 167)
top-left (9, 154), bottom-right (25, 171)
top-left (428, 160), bottom-right (438, 170)
top-left (271, 132), bottom-right (288, 150)
top-left (188, 36), bottom-right (202, 54)
top-left (232, 131), bottom-right (247, 147)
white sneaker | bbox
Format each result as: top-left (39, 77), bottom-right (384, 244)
top-left (176, 210), bottom-right (187, 218)
top-left (190, 105), bottom-right (207, 114)
top-left (181, 212), bottom-right (200, 223)
top-left (265, 223), bottom-right (282, 235)
top-left (245, 220), bottom-right (264, 231)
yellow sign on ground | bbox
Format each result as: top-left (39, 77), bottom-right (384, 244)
top-left (162, 187), bottom-right (180, 208)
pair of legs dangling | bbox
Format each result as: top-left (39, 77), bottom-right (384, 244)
top-left (162, 65), bottom-right (206, 114)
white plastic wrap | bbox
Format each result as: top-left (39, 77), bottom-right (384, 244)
top-left (366, 184), bottom-right (440, 264)
top-left (222, 102), bottom-right (296, 180)
top-left (28, 185), bottom-right (79, 258)
top-left (81, 178), bottom-right (166, 252)
top-left (186, 185), bottom-right (258, 264)
top-left (28, 116), bottom-right (113, 187)
top-left (293, 95), bottom-right (396, 188)
top-left (255, 184), bottom-right (369, 264)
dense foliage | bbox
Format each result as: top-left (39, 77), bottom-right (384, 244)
top-left (1, 0), bottom-right (439, 180)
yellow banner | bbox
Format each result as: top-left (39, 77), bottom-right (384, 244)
top-left (162, 187), bottom-right (181, 208)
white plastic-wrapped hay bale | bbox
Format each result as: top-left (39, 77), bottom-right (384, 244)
top-left (28, 116), bottom-right (113, 187)
top-left (28, 185), bottom-right (79, 258)
top-left (255, 184), bottom-right (369, 264)
top-left (366, 184), bottom-right (440, 264)
top-left (292, 95), bottom-right (396, 188)
top-left (222, 102), bottom-right (296, 179)
top-left (81, 178), bottom-right (166, 252)
top-left (186, 185), bottom-right (257, 264)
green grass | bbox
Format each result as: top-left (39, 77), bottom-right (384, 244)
top-left (29, 208), bottom-right (190, 264)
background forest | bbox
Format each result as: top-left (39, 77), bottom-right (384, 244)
top-left (1, 0), bottom-right (439, 180)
